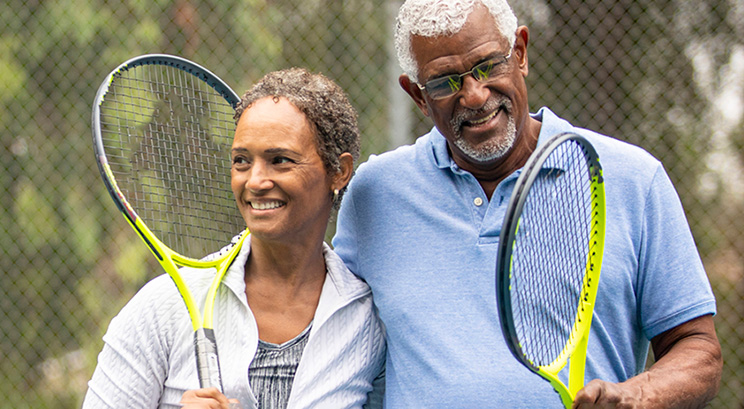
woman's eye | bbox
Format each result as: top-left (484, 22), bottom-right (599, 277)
top-left (232, 156), bottom-right (249, 166)
top-left (273, 156), bottom-right (294, 165)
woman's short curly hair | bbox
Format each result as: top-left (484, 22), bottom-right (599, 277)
top-left (234, 67), bottom-right (361, 210)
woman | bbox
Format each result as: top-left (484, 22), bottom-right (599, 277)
top-left (83, 68), bottom-right (386, 409)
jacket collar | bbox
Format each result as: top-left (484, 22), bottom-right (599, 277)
top-left (220, 235), bottom-right (371, 328)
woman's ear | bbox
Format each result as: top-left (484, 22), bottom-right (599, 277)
top-left (332, 152), bottom-right (355, 192)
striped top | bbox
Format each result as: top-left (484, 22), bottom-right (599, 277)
top-left (249, 323), bottom-right (312, 409)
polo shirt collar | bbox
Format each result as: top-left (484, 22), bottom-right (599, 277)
top-left (429, 127), bottom-right (453, 170)
top-left (533, 106), bottom-right (579, 172)
top-left (533, 106), bottom-right (574, 147)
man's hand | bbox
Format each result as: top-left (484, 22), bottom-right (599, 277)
top-left (573, 314), bottom-right (721, 409)
top-left (573, 378), bottom-right (640, 408)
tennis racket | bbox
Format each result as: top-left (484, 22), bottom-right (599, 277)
top-left (496, 132), bottom-right (606, 408)
top-left (92, 54), bottom-right (248, 392)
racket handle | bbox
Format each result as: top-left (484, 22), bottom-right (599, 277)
top-left (194, 328), bottom-right (224, 391)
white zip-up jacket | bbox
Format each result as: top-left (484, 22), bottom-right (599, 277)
top-left (83, 238), bottom-right (386, 408)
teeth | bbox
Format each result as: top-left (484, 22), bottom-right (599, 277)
top-left (469, 110), bottom-right (497, 125)
top-left (250, 201), bottom-right (284, 210)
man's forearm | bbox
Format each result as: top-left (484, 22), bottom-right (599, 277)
top-left (574, 315), bottom-right (722, 408)
top-left (631, 314), bottom-right (722, 408)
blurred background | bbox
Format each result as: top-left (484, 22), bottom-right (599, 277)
top-left (1, 0), bottom-right (741, 407)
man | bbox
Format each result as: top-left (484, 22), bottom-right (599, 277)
top-left (332, 0), bottom-right (722, 407)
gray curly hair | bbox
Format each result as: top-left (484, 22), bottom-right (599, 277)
top-left (395, 0), bottom-right (518, 83)
top-left (234, 67), bottom-right (361, 210)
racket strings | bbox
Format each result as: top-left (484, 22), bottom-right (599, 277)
top-left (99, 63), bottom-right (244, 257)
top-left (510, 141), bottom-right (594, 367)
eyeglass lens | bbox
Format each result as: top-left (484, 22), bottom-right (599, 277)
top-left (424, 55), bottom-right (509, 99)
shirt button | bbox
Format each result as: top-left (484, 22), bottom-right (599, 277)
top-left (473, 197), bottom-right (484, 207)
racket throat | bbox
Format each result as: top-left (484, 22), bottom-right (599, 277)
top-left (567, 330), bottom-right (590, 397)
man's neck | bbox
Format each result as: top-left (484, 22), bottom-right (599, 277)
top-left (453, 117), bottom-right (541, 199)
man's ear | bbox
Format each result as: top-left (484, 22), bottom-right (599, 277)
top-left (332, 152), bottom-right (355, 192)
top-left (399, 74), bottom-right (430, 117)
top-left (514, 26), bottom-right (530, 77)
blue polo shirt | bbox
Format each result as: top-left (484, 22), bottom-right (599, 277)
top-left (333, 107), bottom-right (715, 408)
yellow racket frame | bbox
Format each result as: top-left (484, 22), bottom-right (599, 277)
top-left (498, 132), bottom-right (606, 408)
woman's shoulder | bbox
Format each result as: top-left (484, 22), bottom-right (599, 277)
top-left (111, 272), bottom-right (207, 329)
top-left (323, 243), bottom-right (371, 298)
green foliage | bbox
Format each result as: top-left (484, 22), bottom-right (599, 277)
top-left (113, 239), bottom-right (151, 285)
top-left (0, 37), bottom-right (27, 103)
top-left (1, 0), bottom-right (741, 407)
top-left (15, 179), bottom-right (62, 250)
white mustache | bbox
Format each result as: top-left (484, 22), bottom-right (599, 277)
top-left (450, 96), bottom-right (511, 131)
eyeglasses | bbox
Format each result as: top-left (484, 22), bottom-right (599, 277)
top-left (417, 49), bottom-right (512, 100)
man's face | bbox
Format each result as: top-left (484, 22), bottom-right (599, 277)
top-left (409, 5), bottom-right (530, 170)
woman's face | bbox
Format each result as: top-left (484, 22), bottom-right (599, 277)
top-left (230, 96), bottom-right (334, 244)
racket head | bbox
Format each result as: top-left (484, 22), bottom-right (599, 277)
top-left (496, 132), bottom-right (605, 387)
top-left (91, 54), bottom-right (245, 260)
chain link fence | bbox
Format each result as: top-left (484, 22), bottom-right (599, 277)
top-left (1, 0), bottom-right (741, 407)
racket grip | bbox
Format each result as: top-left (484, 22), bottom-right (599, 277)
top-left (194, 328), bottom-right (224, 391)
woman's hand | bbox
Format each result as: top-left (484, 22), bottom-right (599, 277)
top-left (180, 387), bottom-right (242, 409)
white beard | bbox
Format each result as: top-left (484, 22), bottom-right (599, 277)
top-left (450, 97), bottom-right (517, 163)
